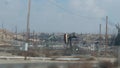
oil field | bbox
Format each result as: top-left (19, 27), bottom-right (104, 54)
top-left (0, 27), bottom-right (119, 68)
top-left (0, 0), bottom-right (120, 68)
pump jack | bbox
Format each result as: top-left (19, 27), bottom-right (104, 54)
top-left (64, 33), bottom-right (77, 55)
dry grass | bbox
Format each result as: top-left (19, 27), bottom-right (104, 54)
top-left (81, 63), bottom-right (93, 68)
top-left (67, 63), bottom-right (93, 68)
top-left (86, 57), bottom-right (96, 61)
top-left (98, 61), bottom-right (114, 68)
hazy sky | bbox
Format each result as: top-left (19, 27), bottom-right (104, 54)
top-left (0, 0), bottom-right (120, 33)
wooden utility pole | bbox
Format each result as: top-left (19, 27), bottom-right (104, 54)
top-left (105, 16), bottom-right (108, 56)
top-left (33, 30), bottom-right (35, 45)
top-left (26, 0), bottom-right (31, 42)
top-left (98, 24), bottom-right (102, 56)
top-left (99, 24), bottom-right (102, 46)
top-left (25, 0), bottom-right (31, 60)
top-left (1, 23), bottom-right (3, 40)
top-left (15, 26), bottom-right (17, 40)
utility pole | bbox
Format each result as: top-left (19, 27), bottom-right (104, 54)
top-left (105, 16), bottom-right (108, 56)
top-left (14, 26), bottom-right (18, 47)
top-left (25, 0), bottom-right (31, 60)
top-left (99, 24), bottom-right (102, 46)
top-left (15, 26), bottom-right (17, 40)
top-left (33, 30), bottom-right (35, 46)
top-left (26, 0), bottom-right (31, 42)
top-left (99, 24), bottom-right (102, 56)
top-left (36, 33), bottom-right (38, 46)
top-left (1, 23), bottom-right (4, 40)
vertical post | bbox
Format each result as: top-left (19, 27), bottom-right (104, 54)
top-left (36, 33), bottom-right (38, 46)
top-left (4, 28), bottom-right (6, 39)
top-left (14, 25), bottom-right (17, 53)
top-left (99, 24), bottom-right (102, 56)
top-left (105, 16), bottom-right (108, 56)
top-left (15, 26), bottom-right (17, 40)
top-left (2, 24), bottom-right (3, 40)
top-left (33, 30), bottom-right (35, 46)
top-left (100, 24), bottom-right (102, 45)
top-left (26, 0), bottom-right (31, 42)
top-left (25, 0), bottom-right (31, 60)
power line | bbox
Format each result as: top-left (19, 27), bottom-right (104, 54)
top-left (101, 17), bottom-right (116, 27)
top-left (48, 0), bottom-right (117, 28)
top-left (47, 0), bottom-right (102, 20)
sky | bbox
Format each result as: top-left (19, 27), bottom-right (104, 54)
top-left (0, 0), bottom-right (120, 34)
